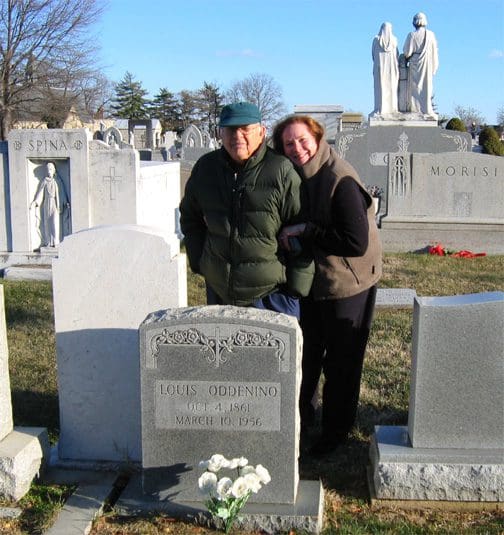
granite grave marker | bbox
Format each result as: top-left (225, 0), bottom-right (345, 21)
top-left (140, 306), bottom-right (302, 504)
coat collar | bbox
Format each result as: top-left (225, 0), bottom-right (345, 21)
top-left (300, 139), bottom-right (331, 179)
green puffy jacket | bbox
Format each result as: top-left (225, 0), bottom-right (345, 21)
top-left (180, 141), bottom-right (314, 306)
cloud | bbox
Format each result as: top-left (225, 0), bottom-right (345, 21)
top-left (489, 49), bottom-right (504, 59)
top-left (215, 49), bottom-right (262, 58)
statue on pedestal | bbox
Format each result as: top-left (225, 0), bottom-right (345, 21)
top-left (403, 12), bottom-right (439, 117)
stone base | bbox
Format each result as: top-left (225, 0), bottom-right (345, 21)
top-left (379, 220), bottom-right (504, 254)
top-left (115, 474), bottom-right (324, 534)
top-left (375, 288), bottom-right (417, 309)
top-left (0, 427), bottom-right (50, 501)
top-left (368, 112), bottom-right (438, 127)
top-left (3, 265), bottom-right (52, 281)
top-left (369, 426), bottom-right (504, 502)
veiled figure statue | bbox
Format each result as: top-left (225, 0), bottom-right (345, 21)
top-left (403, 12), bottom-right (439, 116)
top-left (372, 22), bottom-right (399, 115)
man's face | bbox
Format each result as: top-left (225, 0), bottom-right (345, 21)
top-left (220, 123), bottom-right (265, 164)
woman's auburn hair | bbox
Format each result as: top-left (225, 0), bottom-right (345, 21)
top-left (272, 114), bottom-right (325, 155)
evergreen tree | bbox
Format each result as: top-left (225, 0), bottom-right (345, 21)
top-left (150, 88), bottom-right (180, 133)
top-left (196, 82), bottom-right (224, 138)
top-left (178, 90), bottom-right (199, 131)
top-left (112, 72), bottom-right (149, 119)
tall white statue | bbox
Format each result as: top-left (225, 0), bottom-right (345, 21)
top-left (372, 22), bottom-right (399, 115)
top-left (30, 162), bottom-right (70, 247)
top-left (403, 12), bottom-right (439, 116)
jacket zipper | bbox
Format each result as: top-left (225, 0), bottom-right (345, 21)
top-left (229, 172), bottom-right (239, 302)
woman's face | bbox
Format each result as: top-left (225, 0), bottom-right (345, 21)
top-left (281, 122), bottom-right (318, 166)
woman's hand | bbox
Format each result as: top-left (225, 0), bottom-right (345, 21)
top-left (278, 223), bottom-right (306, 251)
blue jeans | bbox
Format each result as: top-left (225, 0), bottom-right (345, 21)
top-left (206, 284), bottom-right (300, 319)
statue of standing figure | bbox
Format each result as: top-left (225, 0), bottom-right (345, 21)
top-left (30, 161), bottom-right (70, 248)
top-left (372, 22), bottom-right (399, 115)
top-left (371, 13), bottom-right (439, 120)
top-left (402, 12), bottom-right (439, 117)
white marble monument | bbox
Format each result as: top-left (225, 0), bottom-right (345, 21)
top-left (52, 225), bottom-right (187, 463)
top-left (1, 128), bottom-right (181, 266)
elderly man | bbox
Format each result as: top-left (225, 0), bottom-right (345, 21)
top-left (180, 102), bottom-right (313, 317)
top-left (403, 12), bottom-right (439, 117)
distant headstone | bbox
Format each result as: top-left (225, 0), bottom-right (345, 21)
top-left (181, 124), bottom-right (212, 163)
top-left (370, 291), bottom-right (504, 501)
top-left (52, 225), bottom-right (187, 462)
top-left (140, 306), bottom-right (302, 504)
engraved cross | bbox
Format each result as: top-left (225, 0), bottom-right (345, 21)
top-left (103, 167), bottom-right (122, 200)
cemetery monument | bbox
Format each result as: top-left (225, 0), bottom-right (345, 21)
top-left (115, 305), bottom-right (323, 532)
top-left (370, 292), bottom-right (504, 502)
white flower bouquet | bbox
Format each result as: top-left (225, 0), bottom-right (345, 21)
top-left (198, 454), bottom-right (271, 534)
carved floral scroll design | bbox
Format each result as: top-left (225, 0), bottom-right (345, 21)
top-left (149, 327), bottom-right (286, 369)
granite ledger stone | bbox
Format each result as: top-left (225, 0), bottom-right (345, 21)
top-left (140, 306), bottom-right (302, 504)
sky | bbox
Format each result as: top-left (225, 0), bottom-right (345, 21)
top-left (95, 0), bottom-right (504, 124)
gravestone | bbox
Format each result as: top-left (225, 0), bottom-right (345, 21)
top-left (2, 128), bottom-right (181, 266)
top-left (52, 225), bottom-right (187, 463)
top-left (370, 291), bottom-right (504, 501)
top-left (140, 306), bottom-right (301, 503)
top-left (0, 285), bottom-right (50, 500)
top-left (380, 151), bottom-right (504, 253)
top-left (332, 127), bottom-right (472, 208)
top-left (180, 124), bottom-right (213, 164)
top-left (123, 305), bottom-right (323, 532)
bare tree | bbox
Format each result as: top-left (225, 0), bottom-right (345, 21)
top-left (226, 73), bottom-right (286, 128)
top-left (497, 106), bottom-right (504, 127)
top-left (453, 105), bottom-right (486, 127)
top-left (0, 0), bottom-right (106, 139)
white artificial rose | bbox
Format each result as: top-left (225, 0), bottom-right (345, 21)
top-left (227, 458), bottom-right (240, 469)
top-left (207, 453), bottom-right (227, 472)
top-left (237, 456), bottom-right (249, 467)
top-left (198, 471), bottom-right (218, 496)
top-left (216, 476), bottom-right (233, 500)
top-left (255, 464), bottom-right (271, 484)
top-left (240, 465), bottom-right (256, 475)
top-left (230, 476), bottom-right (250, 498)
top-left (244, 472), bottom-right (262, 493)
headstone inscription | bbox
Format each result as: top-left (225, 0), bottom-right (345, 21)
top-left (140, 306), bottom-right (301, 505)
top-left (52, 225), bottom-right (187, 463)
top-left (370, 292), bottom-right (504, 501)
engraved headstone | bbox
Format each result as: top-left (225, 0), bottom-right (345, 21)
top-left (140, 306), bottom-right (301, 504)
top-left (380, 151), bottom-right (504, 253)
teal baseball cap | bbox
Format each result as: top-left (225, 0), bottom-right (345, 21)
top-left (219, 102), bottom-right (261, 127)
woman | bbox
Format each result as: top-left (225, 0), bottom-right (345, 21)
top-left (272, 116), bottom-right (382, 456)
